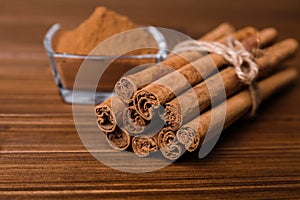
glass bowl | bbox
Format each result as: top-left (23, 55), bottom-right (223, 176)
top-left (44, 24), bottom-right (168, 104)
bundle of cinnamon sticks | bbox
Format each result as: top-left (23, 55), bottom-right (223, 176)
top-left (95, 23), bottom-right (298, 160)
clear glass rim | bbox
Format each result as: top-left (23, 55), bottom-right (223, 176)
top-left (43, 23), bottom-right (168, 60)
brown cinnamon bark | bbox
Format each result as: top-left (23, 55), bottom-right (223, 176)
top-left (157, 127), bottom-right (185, 160)
top-left (122, 105), bottom-right (164, 135)
top-left (177, 68), bottom-right (298, 152)
top-left (164, 38), bottom-right (298, 131)
top-left (132, 135), bottom-right (158, 157)
top-left (160, 142), bottom-right (185, 161)
top-left (157, 127), bottom-right (177, 149)
top-left (106, 127), bottom-right (131, 151)
top-left (122, 105), bottom-right (147, 134)
top-left (95, 96), bottom-right (125, 133)
top-left (115, 22), bottom-right (235, 103)
top-left (134, 27), bottom-right (273, 120)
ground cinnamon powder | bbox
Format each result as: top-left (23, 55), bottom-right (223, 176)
top-left (55, 7), bottom-right (140, 55)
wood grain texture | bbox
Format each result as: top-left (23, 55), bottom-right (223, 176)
top-left (0, 0), bottom-right (300, 199)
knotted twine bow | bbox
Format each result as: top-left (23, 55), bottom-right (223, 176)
top-left (172, 37), bottom-right (261, 116)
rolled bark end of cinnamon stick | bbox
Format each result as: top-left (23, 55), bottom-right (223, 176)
top-left (122, 106), bottom-right (147, 135)
top-left (177, 126), bottom-right (201, 152)
top-left (132, 135), bottom-right (158, 157)
top-left (95, 96), bottom-right (125, 133)
top-left (114, 78), bottom-right (137, 104)
top-left (134, 90), bottom-right (160, 120)
top-left (157, 128), bottom-right (177, 149)
top-left (95, 101), bottom-right (116, 133)
top-left (162, 102), bottom-right (182, 131)
top-left (158, 128), bottom-right (185, 160)
top-left (106, 128), bottom-right (131, 151)
top-left (160, 143), bottom-right (184, 161)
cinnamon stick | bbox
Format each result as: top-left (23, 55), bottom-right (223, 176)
top-left (115, 22), bottom-right (235, 103)
top-left (164, 38), bottom-right (298, 131)
top-left (122, 105), bottom-right (147, 134)
top-left (95, 96), bottom-right (124, 133)
top-left (122, 104), bottom-right (164, 135)
top-left (177, 68), bottom-right (298, 153)
top-left (160, 141), bottom-right (185, 161)
top-left (132, 135), bottom-right (158, 157)
top-left (157, 127), bottom-right (177, 149)
top-left (106, 127), bottom-right (131, 151)
top-left (157, 127), bottom-right (186, 160)
top-left (134, 27), bottom-right (276, 120)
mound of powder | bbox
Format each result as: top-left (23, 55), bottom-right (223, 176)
top-left (55, 7), bottom-right (157, 55)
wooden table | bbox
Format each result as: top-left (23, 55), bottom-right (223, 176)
top-left (1, 0), bottom-right (300, 199)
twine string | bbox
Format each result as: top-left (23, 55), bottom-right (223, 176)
top-left (172, 37), bottom-right (261, 116)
